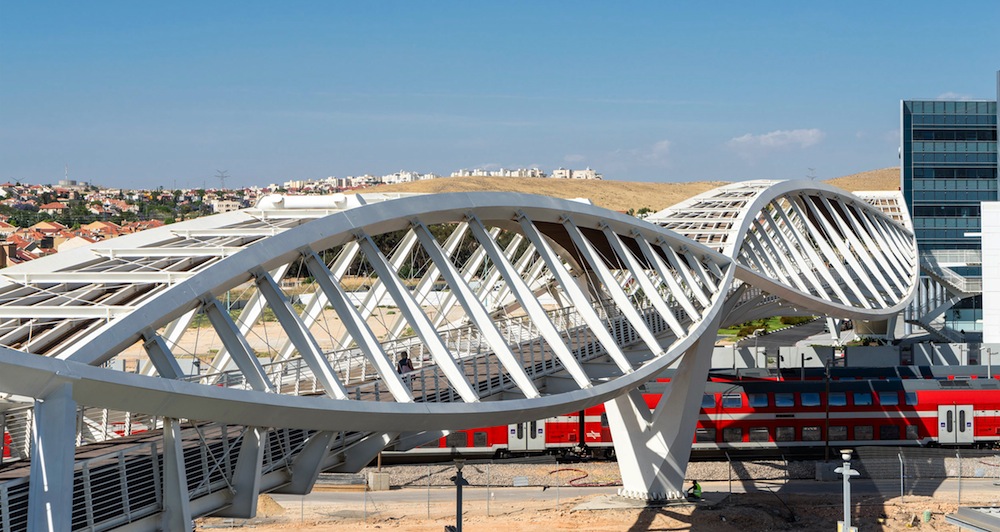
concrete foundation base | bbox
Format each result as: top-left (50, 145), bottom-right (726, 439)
top-left (367, 471), bottom-right (391, 491)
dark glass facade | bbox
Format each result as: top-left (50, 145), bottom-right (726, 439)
top-left (900, 99), bottom-right (998, 250)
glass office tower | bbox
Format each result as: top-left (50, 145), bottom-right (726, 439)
top-left (900, 74), bottom-right (999, 333)
top-left (901, 99), bottom-right (998, 251)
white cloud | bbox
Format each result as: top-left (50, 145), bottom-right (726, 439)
top-left (936, 92), bottom-right (974, 101)
top-left (645, 140), bottom-right (672, 162)
top-left (607, 139), bottom-right (674, 168)
top-left (727, 129), bottom-right (824, 152)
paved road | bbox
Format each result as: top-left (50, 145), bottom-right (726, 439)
top-left (270, 478), bottom-right (1000, 508)
top-left (736, 319), bottom-right (830, 352)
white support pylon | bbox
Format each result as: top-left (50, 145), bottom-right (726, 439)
top-left (606, 312), bottom-right (721, 501)
top-left (160, 417), bottom-right (193, 532)
top-left (215, 426), bottom-right (266, 518)
top-left (27, 382), bottom-right (77, 532)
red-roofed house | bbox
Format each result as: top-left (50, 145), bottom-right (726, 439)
top-left (29, 221), bottom-right (68, 235)
top-left (39, 202), bottom-right (69, 215)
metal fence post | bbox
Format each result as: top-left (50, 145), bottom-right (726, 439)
top-left (898, 452), bottom-right (904, 503)
top-left (555, 469), bottom-right (560, 507)
top-left (956, 451), bottom-right (961, 505)
top-left (725, 451), bottom-right (732, 494)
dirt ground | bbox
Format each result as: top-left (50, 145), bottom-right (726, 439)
top-left (203, 491), bottom-right (987, 531)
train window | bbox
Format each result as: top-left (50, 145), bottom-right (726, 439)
top-left (801, 392), bottom-right (821, 407)
top-left (905, 425), bottom-right (919, 439)
top-left (904, 392), bottom-right (918, 405)
top-left (446, 433), bottom-right (467, 447)
top-left (723, 427), bottom-right (743, 442)
top-left (855, 425), bottom-right (874, 440)
top-left (878, 392), bottom-right (899, 406)
top-left (829, 426), bottom-right (848, 440)
top-left (748, 393), bottom-right (769, 408)
top-left (802, 426), bottom-right (821, 441)
top-left (473, 431), bottom-right (488, 447)
top-left (880, 425), bottom-right (900, 440)
top-left (775, 393), bottom-right (795, 407)
top-left (701, 395), bottom-right (716, 408)
top-left (749, 427), bottom-right (769, 442)
top-left (695, 428), bottom-right (716, 442)
top-left (600, 413), bottom-right (609, 427)
top-left (853, 392), bottom-right (872, 406)
top-left (775, 426), bottom-right (795, 441)
top-left (829, 392), bottom-right (847, 406)
top-left (722, 394), bottom-right (743, 408)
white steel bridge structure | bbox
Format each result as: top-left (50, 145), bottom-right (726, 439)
top-left (0, 180), bottom-right (917, 531)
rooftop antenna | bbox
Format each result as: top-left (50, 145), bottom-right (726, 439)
top-left (65, 164), bottom-right (69, 182)
top-left (215, 170), bottom-right (229, 190)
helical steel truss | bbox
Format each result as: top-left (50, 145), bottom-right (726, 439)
top-left (0, 180), bottom-right (916, 530)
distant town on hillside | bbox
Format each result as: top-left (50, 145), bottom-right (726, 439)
top-left (0, 167), bottom-right (602, 266)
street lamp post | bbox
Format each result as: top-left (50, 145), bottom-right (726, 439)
top-left (448, 459), bottom-right (468, 532)
top-left (801, 354), bottom-right (814, 381)
top-left (823, 357), bottom-right (832, 461)
top-left (834, 449), bottom-right (859, 531)
top-left (753, 328), bottom-right (765, 369)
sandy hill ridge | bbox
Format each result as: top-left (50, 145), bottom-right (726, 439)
top-left (349, 168), bottom-right (899, 213)
top-left (824, 167), bottom-right (899, 193)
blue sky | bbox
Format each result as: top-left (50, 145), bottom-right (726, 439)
top-left (1, 2), bottom-right (997, 189)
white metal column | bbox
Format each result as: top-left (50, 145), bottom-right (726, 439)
top-left (605, 312), bottom-right (720, 500)
top-left (160, 417), bottom-right (193, 532)
top-left (27, 382), bottom-right (77, 532)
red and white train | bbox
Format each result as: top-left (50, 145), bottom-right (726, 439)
top-left (4, 367), bottom-right (998, 462)
top-left (405, 366), bottom-right (1000, 460)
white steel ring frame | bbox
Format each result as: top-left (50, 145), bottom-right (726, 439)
top-left (0, 181), bottom-right (917, 527)
top-left (0, 183), bottom-right (917, 430)
top-left (0, 192), bottom-right (734, 432)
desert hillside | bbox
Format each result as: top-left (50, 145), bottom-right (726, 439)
top-left (350, 168), bottom-right (899, 213)
top-left (824, 167), bottom-right (899, 193)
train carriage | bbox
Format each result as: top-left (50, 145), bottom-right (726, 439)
top-left (406, 366), bottom-right (1000, 461)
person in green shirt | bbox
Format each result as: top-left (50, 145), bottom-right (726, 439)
top-left (686, 480), bottom-right (702, 499)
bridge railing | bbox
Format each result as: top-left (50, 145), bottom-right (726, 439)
top-left (0, 422), bottom-right (319, 532)
top-left (0, 294), bottom-right (689, 466)
top-left (1, 405), bottom-right (161, 467)
top-left (0, 291), bottom-right (687, 531)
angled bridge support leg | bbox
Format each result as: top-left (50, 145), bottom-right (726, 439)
top-left (215, 427), bottom-right (265, 518)
top-left (28, 383), bottom-right (77, 532)
top-left (606, 315), bottom-right (719, 500)
top-left (161, 417), bottom-right (193, 532)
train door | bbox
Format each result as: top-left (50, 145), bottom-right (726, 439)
top-left (937, 405), bottom-right (974, 444)
top-left (508, 420), bottom-right (546, 452)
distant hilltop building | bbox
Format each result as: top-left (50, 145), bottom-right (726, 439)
top-left (449, 167), bottom-right (602, 179)
top-left (210, 198), bottom-right (242, 213)
top-left (282, 171), bottom-right (438, 191)
top-left (550, 167), bottom-right (602, 180)
top-left (381, 170), bottom-right (439, 185)
top-left (279, 167), bottom-right (602, 189)
top-left (451, 168), bottom-right (547, 178)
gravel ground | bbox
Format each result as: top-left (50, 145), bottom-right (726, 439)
top-left (342, 460), bottom-right (815, 490)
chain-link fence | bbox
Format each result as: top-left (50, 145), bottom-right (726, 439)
top-left (853, 446), bottom-right (1000, 501)
top-left (193, 450), bottom-right (1000, 529)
